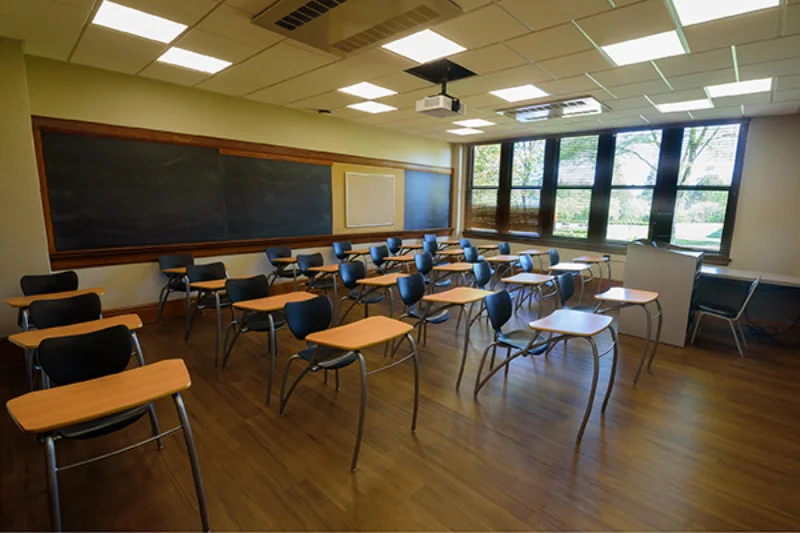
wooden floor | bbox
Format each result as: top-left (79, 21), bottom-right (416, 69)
top-left (2, 296), bottom-right (800, 531)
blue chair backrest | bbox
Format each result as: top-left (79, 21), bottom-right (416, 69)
top-left (266, 247), bottom-right (292, 266)
top-left (473, 261), bottom-right (492, 290)
top-left (520, 254), bottom-right (534, 273)
top-left (226, 275), bottom-right (269, 303)
top-left (464, 246), bottom-right (480, 263)
top-left (424, 233), bottom-right (438, 243)
top-left (339, 261), bottom-right (366, 290)
top-left (415, 252), bottom-right (433, 275)
top-left (370, 245), bottom-right (390, 267)
top-left (284, 295), bottom-right (332, 341)
top-left (333, 241), bottom-right (352, 261)
top-left (387, 237), bottom-right (403, 255)
top-left (485, 291), bottom-right (512, 333)
top-left (423, 241), bottom-right (439, 255)
top-left (459, 238), bottom-right (472, 249)
top-left (547, 249), bottom-right (560, 267)
top-left (499, 242), bottom-right (511, 255)
top-left (297, 253), bottom-right (324, 276)
top-left (397, 273), bottom-right (425, 308)
top-left (187, 262), bottom-right (226, 283)
top-left (556, 273), bottom-right (574, 306)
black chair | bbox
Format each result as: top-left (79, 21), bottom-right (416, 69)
top-left (459, 238), bottom-right (472, 248)
top-left (19, 271), bottom-right (79, 329)
top-left (396, 273), bottom-right (450, 346)
top-left (29, 292), bottom-right (102, 330)
top-left (297, 253), bottom-right (335, 294)
top-left (499, 242), bottom-right (511, 255)
top-left (333, 241), bottom-right (353, 262)
top-left (415, 252), bottom-right (451, 291)
top-left (370, 245), bottom-right (396, 275)
top-left (279, 296), bottom-right (367, 470)
top-left (266, 247), bottom-right (297, 290)
top-left (387, 237), bottom-right (403, 255)
top-left (691, 277), bottom-right (761, 357)
top-left (473, 291), bottom-right (547, 392)
top-left (157, 255), bottom-right (194, 323)
top-left (464, 246), bottom-right (484, 264)
top-left (338, 262), bottom-right (385, 323)
top-left (34, 325), bottom-right (208, 531)
top-left (548, 249), bottom-right (560, 267)
top-left (184, 262), bottom-right (231, 345)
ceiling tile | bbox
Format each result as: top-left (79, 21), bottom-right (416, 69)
top-left (739, 57), bottom-right (800, 79)
top-left (338, 48), bottom-right (416, 79)
top-left (485, 63), bottom-right (553, 87)
top-left (452, 0), bottom-right (494, 12)
top-left (786, 4), bottom-right (800, 35)
top-left (537, 49), bottom-right (612, 78)
top-left (71, 25), bottom-right (164, 74)
top-left (174, 28), bottom-right (259, 63)
top-left (602, 95), bottom-right (651, 111)
top-left (648, 88), bottom-right (708, 105)
top-left (247, 62), bottom-right (368, 105)
top-left (575, 0), bottom-right (675, 47)
top-left (735, 34), bottom-right (800, 66)
top-left (435, 4), bottom-right (529, 50)
top-left (449, 44), bottom-right (527, 75)
top-left (369, 71), bottom-right (434, 93)
top-left (463, 92), bottom-right (509, 110)
top-left (605, 78), bottom-right (670, 98)
top-left (589, 63), bottom-right (660, 87)
top-left (139, 62), bottom-right (211, 86)
top-left (196, 42), bottom-right (335, 96)
top-left (538, 75), bottom-right (598, 96)
top-left (689, 106), bottom-right (742, 120)
top-left (197, 5), bottom-right (284, 49)
top-left (776, 74), bottom-right (800, 91)
top-left (683, 9), bottom-right (780, 52)
top-left (712, 93), bottom-right (772, 107)
top-left (500, 0), bottom-right (611, 31)
top-left (288, 91), bottom-right (362, 112)
top-left (447, 75), bottom-right (499, 97)
top-left (378, 87), bottom-right (440, 109)
top-left (119, 0), bottom-right (218, 26)
top-left (506, 23), bottom-right (593, 62)
top-left (743, 101), bottom-right (800, 115)
top-left (222, 0), bottom-right (270, 16)
top-left (775, 87), bottom-right (800, 102)
top-left (668, 68), bottom-right (736, 91)
top-left (0, 0), bottom-right (88, 61)
top-left (655, 48), bottom-right (733, 77)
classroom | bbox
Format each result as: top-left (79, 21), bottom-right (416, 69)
top-left (1, 0), bottom-right (799, 531)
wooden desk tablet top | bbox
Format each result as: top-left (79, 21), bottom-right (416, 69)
top-left (528, 309), bottom-right (612, 337)
top-left (404, 243), bottom-right (424, 250)
top-left (549, 262), bottom-right (591, 272)
top-left (574, 255), bottom-right (609, 264)
top-left (189, 279), bottom-right (227, 291)
top-left (433, 262), bottom-right (474, 272)
top-left (233, 291), bottom-right (317, 313)
top-left (439, 249), bottom-right (465, 257)
top-left (389, 254), bottom-right (415, 262)
top-left (308, 264), bottom-right (339, 274)
top-left (345, 248), bottom-right (370, 256)
top-left (519, 249), bottom-right (549, 256)
top-left (476, 244), bottom-right (500, 250)
top-left (9, 314), bottom-right (143, 349)
top-left (486, 255), bottom-right (520, 263)
top-left (4, 288), bottom-right (105, 309)
top-left (595, 287), bottom-right (659, 304)
top-left (423, 287), bottom-right (492, 305)
top-left (6, 359), bottom-right (191, 434)
top-left (271, 257), bottom-right (298, 265)
top-left (162, 264), bottom-right (230, 275)
top-left (442, 239), bottom-right (461, 245)
top-left (356, 273), bottom-right (405, 287)
top-left (306, 316), bottom-right (413, 352)
top-left (501, 273), bottom-right (554, 286)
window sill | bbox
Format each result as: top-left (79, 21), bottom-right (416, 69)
top-left (463, 229), bottom-right (732, 265)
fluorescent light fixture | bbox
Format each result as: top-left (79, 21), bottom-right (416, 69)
top-left (490, 84), bottom-right (549, 103)
top-left (157, 48), bottom-right (232, 74)
top-left (447, 128), bottom-right (485, 136)
top-left (338, 82), bottom-right (397, 100)
top-left (564, 97), bottom-right (603, 116)
top-left (347, 101), bottom-right (397, 114)
top-left (655, 99), bottom-right (714, 113)
top-left (382, 29), bottom-right (466, 64)
top-left (672, 0), bottom-right (779, 27)
top-left (706, 78), bottom-right (773, 98)
top-left (602, 31), bottom-right (686, 66)
top-left (92, 0), bottom-right (187, 43)
top-left (453, 119), bottom-right (496, 128)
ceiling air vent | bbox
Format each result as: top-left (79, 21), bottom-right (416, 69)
top-left (252, 0), bottom-right (463, 57)
top-left (497, 96), bottom-right (610, 123)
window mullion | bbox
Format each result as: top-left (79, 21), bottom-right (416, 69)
top-left (589, 133), bottom-right (614, 243)
top-left (539, 138), bottom-right (559, 238)
top-left (651, 127), bottom-right (683, 242)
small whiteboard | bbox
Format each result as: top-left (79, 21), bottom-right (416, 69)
top-left (345, 172), bottom-right (395, 228)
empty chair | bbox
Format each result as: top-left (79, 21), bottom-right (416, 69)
top-left (473, 261), bottom-right (494, 290)
top-left (473, 290), bottom-right (547, 392)
top-left (265, 247), bottom-right (297, 290)
top-left (396, 273), bottom-right (450, 346)
top-left (29, 292), bottom-right (102, 330)
top-left (463, 246), bottom-right (484, 264)
top-left (184, 262), bottom-right (231, 344)
top-left (297, 253), bottom-right (335, 294)
top-left (19, 271), bottom-right (79, 329)
top-left (499, 242), bottom-right (511, 255)
top-left (459, 238), bottom-right (472, 249)
top-left (520, 254), bottom-right (535, 273)
top-left (157, 255), bottom-right (194, 323)
top-left (338, 261), bottom-right (385, 323)
top-left (424, 233), bottom-right (438, 243)
top-left (691, 277), bottom-right (760, 357)
top-left (415, 252), bottom-right (452, 291)
top-left (387, 237), bottom-right (403, 255)
top-left (370, 245), bottom-right (396, 275)
top-left (333, 241), bottom-right (353, 262)
top-left (547, 249), bottom-right (560, 267)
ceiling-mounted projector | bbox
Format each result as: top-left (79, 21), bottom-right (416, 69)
top-left (416, 94), bottom-right (465, 118)
top-left (408, 58), bottom-right (475, 119)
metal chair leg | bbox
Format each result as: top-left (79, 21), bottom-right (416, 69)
top-left (280, 356), bottom-right (310, 415)
top-left (633, 304), bottom-right (652, 385)
top-left (603, 328), bottom-right (620, 413)
top-left (351, 353), bottom-right (369, 472)
top-left (690, 311), bottom-right (705, 344)
top-left (737, 321), bottom-right (749, 350)
top-left (44, 435), bottom-right (61, 532)
top-left (473, 342), bottom-right (499, 395)
top-left (647, 299), bottom-right (664, 370)
top-left (728, 319), bottom-right (744, 357)
top-left (184, 290), bottom-right (193, 342)
top-left (221, 322), bottom-right (240, 371)
top-left (157, 286), bottom-right (169, 323)
top-left (335, 369), bottom-right (340, 391)
top-left (173, 393), bottom-right (210, 532)
top-left (504, 346), bottom-right (511, 378)
top-left (405, 333), bottom-right (420, 433)
top-left (577, 336), bottom-right (600, 443)
top-left (131, 332), bottom-right (164, 450)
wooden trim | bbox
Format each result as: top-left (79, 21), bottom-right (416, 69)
top-left (219, 148), bottom-right (334, 167)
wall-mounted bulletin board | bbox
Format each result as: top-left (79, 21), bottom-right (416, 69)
top-left (32, 117), bottom-right (455, 269)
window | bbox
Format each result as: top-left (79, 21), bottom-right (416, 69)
top-left (671, 124), bottom-right (741, 251)
top-left (509, 140), bottom-right (545, 233)
top-left (607, 130), bottom-right (662, 241)
top-left (554, 136), bottom-right (598, 239)
top-left (469, 143), bottom-right (501, 230)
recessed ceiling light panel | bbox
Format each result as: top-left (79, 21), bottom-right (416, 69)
top-left (602, 31), bottom-right (686, 66)
top-left (453, 119), bottom-right (495, 128)
top-left (92, 0), bottom-right (187, 43)
top-left (347, 101), bottom-right (397, 114)
top-left (490, 84), bottom-right (550, 103)
top-left (672, 0), bottom-right (779, 27)
top-left (157, 48), bottom-right (232, 74)
top-left (706, 78), bottom-right (773, 98)
top-left (655, 99), bottom-right (714, 113)
top-left (447, 128), bottom-right (484, 136)
top-left (382, 29), bottom-right (466, 64)
top-left (338, 82), bottom-right (397, 100)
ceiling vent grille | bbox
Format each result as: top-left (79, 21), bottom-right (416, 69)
top-left (497, 96), bottom-right (610, 123)
top-left (331, 6), bottom-right (439, 54)
top-left (274, 0), bottom-right (349, 31)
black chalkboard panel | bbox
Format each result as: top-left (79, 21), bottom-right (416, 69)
top-left (42, 131), bottom-right (226, 251)
top-left (404, 170), bottom-right (451, 230)
top-left (222, 155), bottom-right (332, 239)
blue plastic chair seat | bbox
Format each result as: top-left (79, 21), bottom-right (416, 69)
top-left (346, 289), bottom-right (385, 304)
top-left (298, 345), bottom-right (358, 370)
top-left (309, 277), bottom-right (336, 290)
top-left (433, 279), bottom-right (453, 288)
top-left (409, 308), bottom-right (451, 324)
top-left (498, 330), bottom-right (547, 355)
top-left (697, 303), bottom-right (738, 318)
top-left (242, 311), bottom-right (286, 332)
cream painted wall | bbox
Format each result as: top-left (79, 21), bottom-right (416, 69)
top-left (0, 53), bottom-right (452, 334)
top-left (0, 39), bottom-right (50, 334)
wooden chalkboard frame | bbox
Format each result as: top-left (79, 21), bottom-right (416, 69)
top-left (32, 116), bottom-right (454, 269)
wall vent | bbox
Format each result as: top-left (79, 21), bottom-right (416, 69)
top-left (331, 6), bottom-right (439, 54)
top-left (497, 96), bottom-right (610, 123)
top-left (274, 0), bottom-right (349, 31)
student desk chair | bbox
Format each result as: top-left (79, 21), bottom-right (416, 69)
top-left (403, 243), bottom-right (424, 251)
top-left (575, 255), bottom-right (612, 293)
top-left (501, 273), bottom-right (556, 317)
top-left (5, 288), bottom-right (106, 332)
top-left (432, 261), bottom-right (474, 286)
top-left (475, 309), bottom-right (620, 443)
top-left (270, 256), bottom-right (299, 290)
top-left (387, 254), bottom-right (416, 273)
top-left (486, 254), bottom-right (520, 284)
top-left (439, 248), bottom-right (465, 261)
top-left (548, 262), bottom-right (594, 306)
top-left (475, 244), bottom-right (501, 254)
top-left (232, 291), bottom-right (317, 405)
top-left (356, 273), bottom-right (406, 317)
top-left (6, 359), bottom-right (209, 532)
top-left (422, 287), bottom-right (493, 389)
top-left (441, 239), bottom-right (461, 248)
top-left (518, 249), bottom-right (549, 273)
top-left (307, 263), bottom-right (340, 313)
top-left (185, 278), bottom-right (230, 368)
